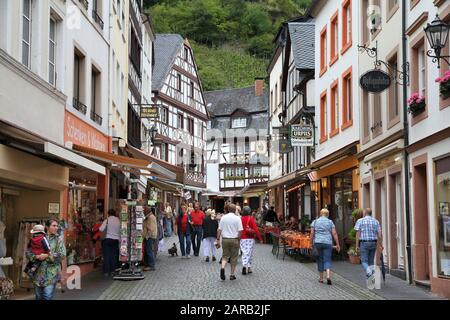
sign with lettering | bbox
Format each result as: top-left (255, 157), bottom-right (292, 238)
top-left (64, 112), bottom-right (109, 152)
top-left (360, 69), bottom-right (391, 93)
top-left (140, 106), bottom-right (159, 119)
top-left (48, 203), bottom-right (60, 214)
top-left (290, 125), bottom-right (313, 147)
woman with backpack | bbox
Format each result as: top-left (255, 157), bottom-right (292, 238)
top-left (240, 206), bottom-right (262, 275)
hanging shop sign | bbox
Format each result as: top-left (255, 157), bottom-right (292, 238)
top-left (184, 191), bottom-right (192, 200)
top-left (360, 69), bottom-right (391, 93)
top-left (272, 139), bottom-right (293, 154)
top-left (290, 124), bottom-right (314, 147)
top-left (140, 105), bottom-right (160, 119)
top-left (48, 203), bottom-right (60, 214)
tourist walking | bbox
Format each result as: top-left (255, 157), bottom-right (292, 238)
top-left (240, 206), bottom-right (262, 275)
top-left (310, 208), bottom-right (340, 285)
top-left (164, 202), bottom-right (174, 237)
top-left (26, 219), bottom-right (66, 300)
top-left (216, 205), bottom-right (243, 281)
top-left (142, 207), bottom-right (157, 271)
top-left (202, 209), bottom-right (218, 262)
top-left (176, 204), bottom-right (192, 258)
top-left (355, 208), bottom-right (382, 285)
top-left (100, 209), bottom-right (121, 276)
top-left (190, 202), bottom-right (205, 256)
top-left (264, 206), bottom-right (280, 226)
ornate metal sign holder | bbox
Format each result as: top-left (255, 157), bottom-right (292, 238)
top-left (358, 41), bottom-right (410, 86)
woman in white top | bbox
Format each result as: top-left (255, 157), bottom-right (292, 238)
top-left (99, 209), bottom-right (121, 276)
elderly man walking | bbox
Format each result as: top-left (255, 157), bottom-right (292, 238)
top-left (355, 208), bottom-right (382, 286)
top-left (216, 203), bottom-right (243, 281)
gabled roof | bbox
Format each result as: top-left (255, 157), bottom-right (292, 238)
top-left (152, 34), bottom-right (184, 92)
top-left (288, 21), bottom-right (315, 71)
top-left (204, 86), bottom-right (268, 117)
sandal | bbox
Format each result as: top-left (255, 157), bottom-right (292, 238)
top-left (319, 279), bottom-right (324, 283)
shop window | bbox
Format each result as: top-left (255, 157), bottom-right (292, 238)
top-left (67, 181), bottom-right (99, 266)
top-left (342, 0), bottom-right (352, 54)
top-left (320, 90), bottom-right (328, 143)
top-left (435, 157), bottom-right (450, 278)
top-left (342, 67), bottom-right (353, 130)
top-left (330, 80), bottom-right (339, 137)
top-left (330, 11), bottom-right (339, 65)
top-left (320, 26), bottom-right (328, 76)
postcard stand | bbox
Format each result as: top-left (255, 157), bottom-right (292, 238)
top-left (113, 200), bottom-right (145, 281)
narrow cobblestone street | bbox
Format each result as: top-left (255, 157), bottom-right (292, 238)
top-left (94, 237), bottom-right (382, 300)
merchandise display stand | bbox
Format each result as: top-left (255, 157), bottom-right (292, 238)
top-left (113, 200), bottom-right (145, 281)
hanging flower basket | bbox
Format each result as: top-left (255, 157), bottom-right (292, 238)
top-left (407, 93), bottom-right (426, 115)
top-left (436, 71), bottom-right (450, 100)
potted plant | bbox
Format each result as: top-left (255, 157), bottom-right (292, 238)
top-left (407, 92), bottom-right (426, 115)
top-left (347, 246), bottom-right (360, 264)
top-left (300, 216), bottom-right (311, 232)
top-left (436, 71), bottom-right (450, 100)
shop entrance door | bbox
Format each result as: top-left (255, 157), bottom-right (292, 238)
top-left (395, 174), bottom-right (405, 269)
top-left (331, 171), bottom-right (354, 258)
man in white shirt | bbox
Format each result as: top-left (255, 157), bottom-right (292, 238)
top-left (216, 204), bottom-right (243, 281)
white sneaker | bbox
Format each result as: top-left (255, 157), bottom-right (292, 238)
top-left (186, 255), bottom-right (191, 259)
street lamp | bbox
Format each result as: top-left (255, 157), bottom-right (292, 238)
top-left (424, 14), bottom-right (450, 69)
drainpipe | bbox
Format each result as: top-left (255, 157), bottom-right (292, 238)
top-left (402, 0), bottom-right (413, 285)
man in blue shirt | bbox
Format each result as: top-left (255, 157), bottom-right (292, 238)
top-left (355, 208), bottom-right (382, 283)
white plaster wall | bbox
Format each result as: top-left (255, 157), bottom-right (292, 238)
top-left (206, 163), bottom-right (220, 193)
top-left (64, 0), bottom-right (110, 135)
top-left (269, 51), bottom-right (283, 181)
top-left (314, 0), bottom-right (360, 161)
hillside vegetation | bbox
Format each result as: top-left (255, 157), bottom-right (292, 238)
top-left (144, 0), bottom-right (312, 91)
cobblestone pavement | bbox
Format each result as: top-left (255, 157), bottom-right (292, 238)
top-left (98, 237), bottom-right (383, 300)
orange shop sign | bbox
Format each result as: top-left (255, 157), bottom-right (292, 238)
top-left (64, 112), bottom-right (109, 152)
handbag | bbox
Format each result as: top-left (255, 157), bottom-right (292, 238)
top-left (311, 220), bottom-right (319, 257)
top-left (244, 218), bottom-right (257, 238)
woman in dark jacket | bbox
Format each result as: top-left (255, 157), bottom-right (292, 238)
top-left (202, 209), bottom-right (218, 262)
top-left (176, 204), bottom-right (193, 258)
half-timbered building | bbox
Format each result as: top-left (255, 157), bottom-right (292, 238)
top-left (149, 34), bottom-right (208, 205)
top-left (205, 81), bottom-right (270, 212)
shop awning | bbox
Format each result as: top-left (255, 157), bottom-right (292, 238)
top-left (184, 185), bottom-right (207, 193)
top-left (237, 182), bottom-right (267, 197)
top-left (0, 120), bottom-right (106, 175)
top-left (147, 178), bottom-right (180, 193)
top-left (72, 144), bottom-right (150, 170)
top-left (267, 172), bottom-right (296, 188)
top-left (124, 144), bottom-right (183, 174)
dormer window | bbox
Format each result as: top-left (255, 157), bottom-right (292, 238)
top-left (231, 117), bottom-right (247, 128)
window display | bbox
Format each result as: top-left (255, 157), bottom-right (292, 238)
top-left (436, 156), bottom-right (450, 278)
top-left (67, 186), bottom-right (99, 266)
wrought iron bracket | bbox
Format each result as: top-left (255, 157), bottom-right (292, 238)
top-left (426, 50), bottom-right (450, 69)
top-left (358, 41), bottom-right (410, 86)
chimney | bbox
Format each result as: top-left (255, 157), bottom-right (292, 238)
top-left (255, 78), bottom-right (265, 96)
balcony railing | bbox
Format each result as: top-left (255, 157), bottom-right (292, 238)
top-left (92, 10), bottom-right (104, 30)
top-left (79, 0), bottom-right (88, 11)
top-left (73, 97), bottom-right (87, 115)
top-left (91, 110), bottom-right (103, 126)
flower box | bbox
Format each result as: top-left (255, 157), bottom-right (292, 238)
top-left (407, 92), bottom-right (426, 115)
top-left (436, 71), bottom-right (450, 100)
